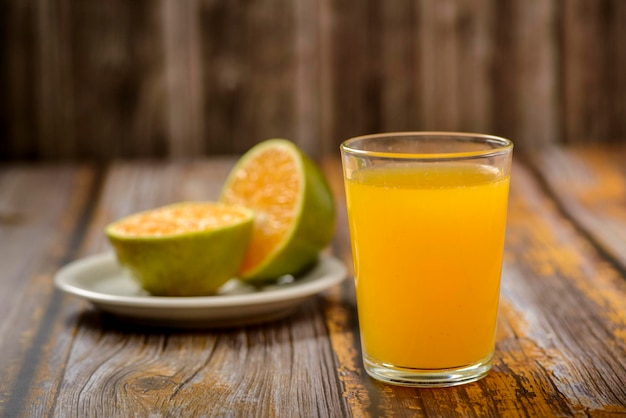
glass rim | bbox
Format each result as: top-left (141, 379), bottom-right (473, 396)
top-left (340, 131), bottom-right (514, 160)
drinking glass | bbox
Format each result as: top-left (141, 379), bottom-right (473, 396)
top-left (340, 132), bottom-right (513, 387)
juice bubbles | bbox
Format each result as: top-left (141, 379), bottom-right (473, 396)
top-left (345, 163), bottom-right (510, 370)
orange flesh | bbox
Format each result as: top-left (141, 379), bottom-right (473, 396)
top-left (109, 203), bottom-right (250, 237)
top-left (221, 146), bottom-right (300, 273)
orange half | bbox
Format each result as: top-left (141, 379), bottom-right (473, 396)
top-left (220, 139), bottom-right (335, 280)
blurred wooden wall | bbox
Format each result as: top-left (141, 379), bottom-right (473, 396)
top-left (1, 0), bottom-right (625, 161)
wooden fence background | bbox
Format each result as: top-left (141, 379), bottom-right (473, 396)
top-left (1, 0), bottom-right (625, 160)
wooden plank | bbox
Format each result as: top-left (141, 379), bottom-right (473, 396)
top-left (491, 0), bottom-right (560, 149)
top-left (2, 155), bottom-right (626, 415)
top-left (69, 0), bottom-right (167, 159)
top-left (528, 144), bottom-right (626, 272)
top-left (0, 164), bottom-right (101, 415)
top-left (46, 160), bottom-right (348, 416)
top-left (611, 0), bottom-right (626, 143)
top-left (317, 0), bottom-right (336, 157)
top-left (294, 0), bottom-right (323, 158)
top-left (1, 0), bottom-right (170, 160)
top-left (0, 1), bottom-right (37, 159)
top-left (237, 0), bottom-right (296, 149)
top-left (379, 1), bottom-right (421, 132)
top-left (19, 161), bottom-right (224, 416)
top-left (50, 303), bottom-right (348, 417)
top-left (329, 0), bottom-right (380, 143)
top-left (455, 0), bottom-right (494, 134)
top-left (199, 0), bottom-right (298, 155)
top-left (493, 160), bottom-right (626, 414)
top-left (419, 0), bottom-right (461, 130)
top-left (3, 0), bottom-right (626, 160)
top-left (563, 0), bottom-right (626, 144)
top-left (417, 0), bottom-right (494, 133)
top-left (161, 0), bottom-right (206, 158)
top-left (34, 0), bottom-right (76, 158)
top-left (198, 1), bottom-right (246, 155)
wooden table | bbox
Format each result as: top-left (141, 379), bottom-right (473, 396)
top-left (2, 145), bottom-right (626, 417)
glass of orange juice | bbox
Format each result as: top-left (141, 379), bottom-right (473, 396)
top-left (340, 132), bottom-right (513, 387)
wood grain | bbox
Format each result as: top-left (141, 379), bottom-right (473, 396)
top-left (2, 148), bottom-right (626, 416)
top-left (491, 0), bottom-right (560, 148)
top-left (0, 164), bottom-right (101, 416)
top-left (420, 1), bottom-right (495, 132)
top-left (200, 0), bottom-right (298, 156)
top-left (2, 0), bottom-right (626, 159)
top-left (378, 1), bottom-right (421, 133)
top-left (528, 144), bottom-right (626, 275)
top-left (563, 0), bottom-right (626, 144)
top-left (80, 0), bottom-right (167, 159)
top-left (162, 0), bottom-right (206, 158)
top-left (495, 160), bottom-right (626, 415)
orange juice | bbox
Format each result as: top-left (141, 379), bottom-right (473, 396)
top-left (345, 163), bottom-right (510, 369)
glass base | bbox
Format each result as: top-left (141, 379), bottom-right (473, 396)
top-left (363, 352), bottom-right (493, 388)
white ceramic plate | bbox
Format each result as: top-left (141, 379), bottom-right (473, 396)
top-left (55, 252), bottom-right (347, 328)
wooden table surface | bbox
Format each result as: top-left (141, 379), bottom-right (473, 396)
top-left (2, 145), bottom-right (626, 417)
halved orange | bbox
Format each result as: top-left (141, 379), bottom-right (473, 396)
top-left (106, 202), bottom-right (254, 296)
top-left (220, 139), bottom-right (335, 281)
